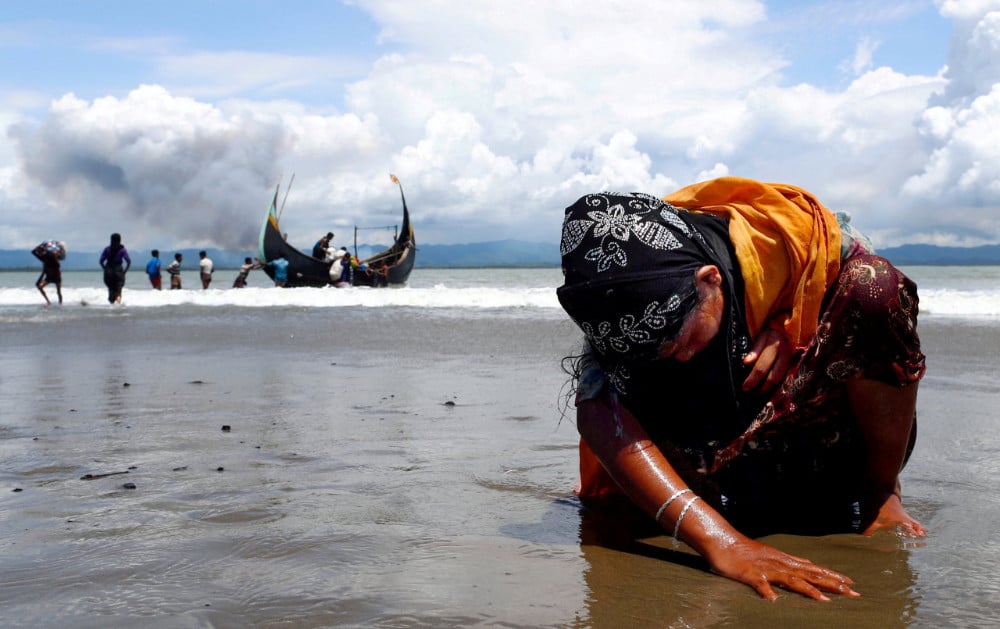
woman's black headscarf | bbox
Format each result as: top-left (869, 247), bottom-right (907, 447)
top-left (108, 233), bottom-right (123, 259)
top-left (557, 192), bottom-right (751, 397)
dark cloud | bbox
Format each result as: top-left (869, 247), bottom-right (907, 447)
top-left (10, 86), bottom-right (288, 250)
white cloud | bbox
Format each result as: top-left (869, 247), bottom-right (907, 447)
top-left (904, 84), bottom-right (1000, 199)
top-left (697, 163), bottom-right (731, 181)
top-left (845, 36), bottom-right (880, 76)
top-left (4, 0), bottom-right (1000, 250)
top-left (935, 6), bottom-right (1000, 103)
top-left (937, 0), bottom-right (1000, 20)
top-left (885, 5), bottom-right (1000, 244)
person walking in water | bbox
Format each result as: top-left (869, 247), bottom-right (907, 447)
top-left (98, 233), bottom-right (131, 304)
top-left (268, 257), bottom-right (289, 287)
top-left (146, 249), bottom-right (162, 290)
top-left (199, 250), bottom-right (214, 289)
top-left (166, 253), bottom-right (183, 289)
top-left (32, 240), bottom-right (65, 306)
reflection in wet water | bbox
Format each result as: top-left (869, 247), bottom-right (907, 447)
top-left (574, 500), bottom-right (920, 629)
top-left (0, 313), bottom-right (997, 627)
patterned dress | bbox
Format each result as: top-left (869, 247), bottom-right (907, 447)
top-left (577, 253), bottom-right (925, 535)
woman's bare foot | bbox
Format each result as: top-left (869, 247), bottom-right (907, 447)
top-left (863, 493), bottom-right (926, 537)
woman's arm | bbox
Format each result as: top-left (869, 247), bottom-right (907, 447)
top-left (577, 389), bottom-right (860, 601)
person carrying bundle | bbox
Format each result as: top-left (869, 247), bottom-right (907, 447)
top-left (32, 240), bottom-right (66, 306)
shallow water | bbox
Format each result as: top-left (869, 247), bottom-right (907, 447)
top-left (1, 270), bottom-right (999, 627)
top-left (1, 308), bottom-right (586, 627)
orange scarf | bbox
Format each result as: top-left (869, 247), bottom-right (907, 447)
top-left (664, 177), bottom-right (841, 348)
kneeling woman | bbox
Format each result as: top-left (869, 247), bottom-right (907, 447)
top-left (558, 178), bottom-right (925, 601)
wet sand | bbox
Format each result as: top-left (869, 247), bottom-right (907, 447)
top-left (1, 309), bottom-right (997, 628)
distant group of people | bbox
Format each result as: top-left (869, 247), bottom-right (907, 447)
top-left (311, 230), bottom-right (385, 287)
top-left (29, 233), bottom-right (274, 306)
top-left (29, 227), bottom-right (377, 305)
top-left (314, 231), bottom-right (354, 283)
top-left (143, 248), bottom-right (217, 293)
top-left (145, 250), bottom-right (188, 290)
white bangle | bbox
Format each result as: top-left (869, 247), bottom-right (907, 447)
top-left (654, 488), bottom-right (692, 524)
top-left (672, 496), bottom-right (701, 540)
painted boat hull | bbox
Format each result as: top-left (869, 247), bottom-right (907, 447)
top-left (257, 183), bottom-right (415, 288)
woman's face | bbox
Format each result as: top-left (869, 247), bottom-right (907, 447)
top-left (656, 266), bottom-right (725, 363)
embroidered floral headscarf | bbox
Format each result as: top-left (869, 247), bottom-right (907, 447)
top-left (557, 192), bottom-right (746, 375)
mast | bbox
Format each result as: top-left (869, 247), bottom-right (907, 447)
top-left (278, 173), bottom-right (295, 223)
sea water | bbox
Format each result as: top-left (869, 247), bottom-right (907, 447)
top-left (2, 265), bottom-right (1000, 627)
top-left (0, 267), bottom-right (563, 318)
top-left (1, 265), bottom-right (998, 320)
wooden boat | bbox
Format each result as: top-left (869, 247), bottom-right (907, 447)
top-left (257, 175), bottom-right (416, 287)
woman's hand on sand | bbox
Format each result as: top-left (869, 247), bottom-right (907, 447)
top-left (705, 536), bottom-right (861, 602)
top-left (742, 327), bottom-right (794, 393)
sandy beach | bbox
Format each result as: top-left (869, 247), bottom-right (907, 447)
top-left (1, 287), bottom-right (998, 627)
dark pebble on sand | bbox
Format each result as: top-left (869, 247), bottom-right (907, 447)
top-left (444, 400), bottom-right (456, 407)
top-left (221, 425), bottom-right (231, 432)
top-left (123, 482), bottom-right (136, 490)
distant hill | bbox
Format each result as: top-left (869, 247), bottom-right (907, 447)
top-left (4, 241), bottom-right (1000, 270)
top-left (413, 240), bottom-right (559, 267)
top-left (878, 244), bottom-right (1000, 266)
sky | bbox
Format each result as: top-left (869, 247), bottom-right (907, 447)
top-left (1, 0), bottom-right (999, 254)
